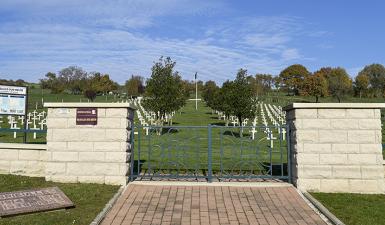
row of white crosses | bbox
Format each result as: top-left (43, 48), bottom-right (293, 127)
top-left (257, 103), bottom-right (277, 147)
top-left (269, 104), bottom-right (286, 124)
top-left (262, 103), bottom-right (286, 143)
top-left (132, 98), bottom-right (152, 135)
top-left (133, 98), bottom-right (176, 136)
top-left (229, 116), bottom-right (249, 127)
top-left (249, 104), bottom-right (260, 139)
top-left (0, 110), bottom-right (47, 139)
top-left (213, 102), bottom-right (286, 146)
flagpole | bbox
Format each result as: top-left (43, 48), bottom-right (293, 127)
top-left (195, 72), bottom-right (198, 111)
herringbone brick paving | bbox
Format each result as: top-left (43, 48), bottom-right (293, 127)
top-left (101, 184), bottom-right (327, 225)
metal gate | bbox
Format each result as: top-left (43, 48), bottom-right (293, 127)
top-left (129, 125), bottom-right (291, 182)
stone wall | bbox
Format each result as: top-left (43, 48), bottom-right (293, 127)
top-left (285, 103), bottom-right (385, 193)
top-left (44, 103), bottom-right (135, 185)
top-left (0, 143), bottom-right (47, 177)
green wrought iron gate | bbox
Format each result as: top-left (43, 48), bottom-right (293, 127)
top-left (129, 125), bottom-right (291, 182)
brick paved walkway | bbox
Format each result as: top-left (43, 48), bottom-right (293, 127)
top-left (101, 183), bottom-right (327, 225)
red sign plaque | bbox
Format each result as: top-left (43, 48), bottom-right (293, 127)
top-left (76, 108), bottom-right (97, 125)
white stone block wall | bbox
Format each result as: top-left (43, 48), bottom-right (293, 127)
top-left (0, 143), bottom-right (47, 177)
top-left (45, 104), bottom-right (135, 186)
top-left (285, 104), bottom-right (385, 193)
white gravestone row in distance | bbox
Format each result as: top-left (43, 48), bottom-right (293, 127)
top-left (215, 102), bottom-right (286, 144)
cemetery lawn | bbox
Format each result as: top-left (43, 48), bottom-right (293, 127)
top-left (0, 174), bottom-right (119, 225)
top-left (311, 192), bottom-right (385, 225)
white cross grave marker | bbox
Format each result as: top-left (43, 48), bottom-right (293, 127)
top-left (267, 131), bottom-right (277, 148)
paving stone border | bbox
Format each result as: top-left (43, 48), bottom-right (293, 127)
top-left (90, 186), bottom-right (125, 225)
top-left (302, 192), bottom-right (345, 225)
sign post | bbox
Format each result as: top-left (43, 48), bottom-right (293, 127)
top-left (0, 85), bottom-right (28, 142)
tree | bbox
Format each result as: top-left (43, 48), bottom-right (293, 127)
top-left (230, 69), bottom-right (257, 136)
top-left (301, 72), bottom-right (328, 103)
top-left (213, 80), bottom-right (233, 125)
top-left (354, 73), bottom-right (369, 98)
top-left (357, 64), bottom-right (385, 97)
top-left (57, 66), bottom-right (88, 94)
top-left (180, 80), bottom-right (194, 99)
top-left (327, 68), bottom-right (352, 102)
top-left (84, 90), bottom-right (97, 102)
top-left (89, 72), bottom-right (118, 94)
top-left (142, 57), bottom-right (188, 127)
top-left (249, 74), bottom-right (274, 96)
top-left (279, 64), bottom-right (310, 95)
top-left (15, 79), bottom-right (25, 86)
top-left (39, 72), bottom-right (64, 93)
top-left (125, 75), bottom-right (145, 97)
top-left (202, 80), bottom-right (219, 110)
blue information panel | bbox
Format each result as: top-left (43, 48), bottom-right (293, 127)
top-left (0, 85), bottom-right (27, 116)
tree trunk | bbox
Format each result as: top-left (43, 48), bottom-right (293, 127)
top-left (337, 95), bottom-right (341, 103)
top-left (315, 95), bottom-right (319, 103)
top-left (238, 116), bottom-right (243, 138)
top-left (359, 91), bottom-right (362, 99)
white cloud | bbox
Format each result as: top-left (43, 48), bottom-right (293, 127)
top-left (281, 49), bottom-right (301, 61)
top-left (0, 1), bottom-right (327, 83)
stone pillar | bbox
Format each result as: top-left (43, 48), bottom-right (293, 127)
top-left (284, 103), bottom-right (385, 193)
top-left (44, 103), bottom-right (135, 185)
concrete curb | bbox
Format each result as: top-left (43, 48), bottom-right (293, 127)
top-left (302, 192), bottom-right (346, 225)
top-left (89, 186), bottom-right (125, 225)
top-left (130, 181), bottom-right (293, 187)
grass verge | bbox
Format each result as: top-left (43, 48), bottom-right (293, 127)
top-left (311, 192), bottom-right (385, 225)
top-left (0, 174), bottom-right (119, 225)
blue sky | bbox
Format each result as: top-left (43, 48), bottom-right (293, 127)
top-left (0, 0), bottom-right (384, 84)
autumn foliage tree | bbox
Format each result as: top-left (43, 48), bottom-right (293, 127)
top-left (301, 72), bottom-right (328, 103)
top-left (279, 64), bottom-right (310, 96)
top-left (88, 72), bottom-right (118, 94)
top-left (354, 73), bottom-right (369, 98)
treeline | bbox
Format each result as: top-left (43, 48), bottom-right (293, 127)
top-left (277, 63), bottom-right (385, 102)
top-left (38, 65), bottom-right (202, 101)
top-left (203, 63), bottom-right (385, 104)
top-left (124, 75), bottom-right (202, 98)
top-left (40, 66), bottom-right (118, 98)
top-left (29, 61), bottom-right (385, 103)
top-left (0, 79), bottom-right (27, 86)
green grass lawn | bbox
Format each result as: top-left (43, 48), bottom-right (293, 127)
top-left (311, 192), bottom-right (385, 225)
top-left (0, 174), bottom-right (119, 225)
